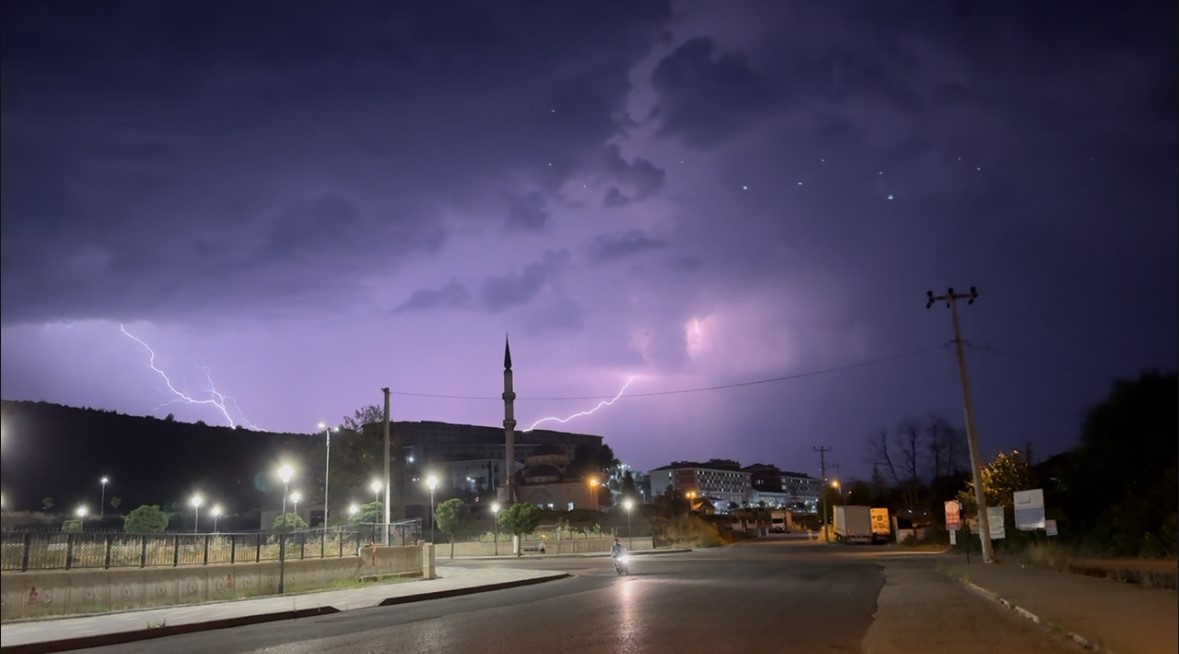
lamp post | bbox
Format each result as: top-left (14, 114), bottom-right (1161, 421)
top-left (75, 505), bottom-right (87, 531)
top-left (348, 503), bottom-right (359, 522)
top-left (277, 466), bottom-right (293, 527)
top-left (491, 502), bottom-right (501, 556)
top-left (426, 475), bottom-right (439, 544)
top-left (624, 498), bottom-right (634, 549)
top-left (371, 480), bottom-right (382, 506)
top-left (190, 494), bottom-right (203, 533)
top-left (277, 464), bottom-right (294, 594)
top-left (291, 491), bottom-right (302, 523)
top-left (831, 480), bottom-right (842, 504)
top-left (99, 476), bottom-right (109, 519)
top-left (211, 505), bottom-right (223, 533)
top-left (318, 422), bottom-right (337, 529)
top-left (589, 477), bottom-right (600, 510)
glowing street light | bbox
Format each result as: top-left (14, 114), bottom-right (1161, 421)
top-left (291, 491), bottom-right (302, 522)
top-left (348, 503), bottom-right (359, 521)
top-left (278, 464), bottom-right (294, 526)
top-left (99, 476), bottom-right (109, 519)
top-left (624, 498), bottom-right (635, 549)
top-left (426, 475), bottom-right (439, 544)
top-left (589, 477), bottom-right (600, 510)
top-left (370, 479), bottom-right (382, 505)
top-left (491, 502), bottom-right (501, 556)
top-left (190, 494), bottom-right (203, 533)
top-left (211, 505), bottom-right (223, 532)
top-left (318, 422), bottom-right (338, 529)
top-left (75, 505), bottom-right (87, 530)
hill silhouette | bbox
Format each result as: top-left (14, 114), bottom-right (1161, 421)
top-left (1, 400), bottom-right (315, 529)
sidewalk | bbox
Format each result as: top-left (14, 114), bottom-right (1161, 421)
top-left (936, 553), bottom-right (1178, 654)
top-left (0, 566), bottom-right (569, 654)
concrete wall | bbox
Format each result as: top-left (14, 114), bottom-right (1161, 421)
top-left (1, 545), bottom-right (422, 621)
top-left (435, 536), bottom-right (654, 559)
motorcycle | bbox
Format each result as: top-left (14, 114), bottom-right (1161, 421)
top-left (613, 552), bottom-right (630, 576)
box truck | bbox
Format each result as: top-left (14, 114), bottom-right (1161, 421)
top-left (833, 505), bottom-right (873, 543)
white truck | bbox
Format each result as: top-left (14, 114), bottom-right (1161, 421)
top-left (769, 510), bottom-right (792, 533)
top-left (833, 505), bottom-right (874, 543)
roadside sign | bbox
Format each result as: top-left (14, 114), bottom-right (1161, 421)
top-left (987, 505), bottom-right (1005, 539)
top-left (944, 500), bottom-right (961, 531)
top-left (949, 529), bottom-right (957, 545)
top-left (1045, 519), bottom-right (1058, 536)
top-left (1014, 489), bottom-right (1046, 530)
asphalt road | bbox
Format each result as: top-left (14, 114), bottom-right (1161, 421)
top-left (65, 540), bottom-right (1086, 654)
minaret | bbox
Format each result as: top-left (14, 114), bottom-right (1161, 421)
top-left (502, 337), bottom-right (517, 503)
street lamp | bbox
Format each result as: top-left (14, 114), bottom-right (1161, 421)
top-left (211, 505), bottom-right (223, 532)
top-left (348, 503), bottom-right (359, 522)
top-left (190, 494), bottom-right (203, 533)
top-left (291, 491), bottom-right (302, 523)
top-left (589, 477), bottom-right (600, 510)
top-left (370, 480), bottom-right (382, 506)
top-left (99, 476), bottom-right (109, 519)
top-left (75, 505), bottom-right (87, 530)
top-left (318, 422), bottom-right (337, 529)
top-left (426, 475), bottom-right (439, 544)
top-left (831, 480), bottom-right (842, 504)
top-left (278, 464), bottom-right (294, 525)
top-left (623, 498), bottom-right (634, 549)
top-left (491, 502), bottom-right (501, 556)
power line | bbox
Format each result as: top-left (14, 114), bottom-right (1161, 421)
top-left (388, 344), bottom-right (948, 402)
top-left (964, 342), bottom-right (1119, 380)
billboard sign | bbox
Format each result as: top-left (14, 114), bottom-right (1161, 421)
top-left (944, 500), bottom-right (961, 531)
top-left (1013, 489), bottom-right (1046, 530)
top-left (987, 505), bottom-right (1006, 539)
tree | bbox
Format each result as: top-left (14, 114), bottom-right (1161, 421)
top-left (342, 404), bottom-right (385, 433)
top-left (273, 512), bottom-right (308, 531)
top-left (957, 450), bottom-right (1032, 514)
top-left (349, 501), bottom-right (384, 524)
top-left (110, 496), bottom-right (122, 510)
top-left (434, 498), bottom-right (473, 559)
top-left (497, 503), bottom-right (541, 555)
top-left (62, 518), bottom-right (82, 533)
top-left (41, 497), bottom-right (54, 511)
top-left (620, 471), bottom-right (640, 504)
top-left (124, 504), bottom-right (169, 533)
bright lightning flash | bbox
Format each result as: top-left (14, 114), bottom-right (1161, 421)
top-left (523, 377), bottom-right (635, 432)
top-left (119, 325), bottom-right (260, 430)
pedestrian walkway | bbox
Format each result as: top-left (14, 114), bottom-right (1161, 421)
top-left (936, 553), bottom-right (1177, 654)
top-left (0, 566), bottom-right (569, 654)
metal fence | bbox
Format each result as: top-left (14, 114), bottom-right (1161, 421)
top-left (1, 519), bottom-right (421, 572)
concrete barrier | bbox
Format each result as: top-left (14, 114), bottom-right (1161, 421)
top-left (1, 545), bottom-right (422, 621)
top-left (434, 536), bottom-right (654, 559)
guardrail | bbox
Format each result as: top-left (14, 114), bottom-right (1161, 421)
top-left (1, 520), bottom-right (421, 572)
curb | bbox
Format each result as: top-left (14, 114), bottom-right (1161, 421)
top-left (957, 579), bottom-right (1111, 654)
top-left (0, 573), bottom-right (571, 654)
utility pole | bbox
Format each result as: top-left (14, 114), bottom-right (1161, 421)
top-left (382, 387), bottom-right (392, 546)
top-left (926, 286), bottom-right (995, 564)
top-left (813, 446), bottom-right (832, 541)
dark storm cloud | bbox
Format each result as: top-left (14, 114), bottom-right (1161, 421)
top-left (600, 145), bottom-right (666, 207)
top-left (587, 230), bottom-right (667, 264)
top-left (0, 0), bottom-right (673, 325)
top-left (481, 250), bottom-right (572, 312)
top-left (650, 36), bottom-right (774, 146)
top-left (394, 280), bottom-right (471, 314)
top-left (503, 192), bottom-right (549, 232)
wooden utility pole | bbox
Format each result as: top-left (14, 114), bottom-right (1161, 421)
top-left (926, 286), bottom-right (994, 564)
top-left (813, 446), bottom-right (832, 541)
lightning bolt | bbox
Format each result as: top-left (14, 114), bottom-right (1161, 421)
top-left (523, 377), bottom-right (635, 432)
top-left (119, 324), bottom-right (261, 430)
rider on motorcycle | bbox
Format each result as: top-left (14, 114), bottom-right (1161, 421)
top-left (611, 538), bottom-right (623, 559)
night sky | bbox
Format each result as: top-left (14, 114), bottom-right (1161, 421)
top-left (2, 1), bottom-right (1175, 482)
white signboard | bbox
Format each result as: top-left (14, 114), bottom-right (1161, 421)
top-left (1013, 488), bottom-right (1046, 530)
top-left (987, 505), bottom-right (1006, 539)
top-left (1045, 519), bottom-right (1058, 537)
top-left (949, 528), bottom-right (957, 545)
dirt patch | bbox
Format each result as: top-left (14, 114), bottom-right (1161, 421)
top-left (1066, 558), bottom-right (1178, 589)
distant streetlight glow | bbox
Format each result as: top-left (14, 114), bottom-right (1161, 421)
top-left (623, 498), bottom-right (635, 549)
top-left (426, 475), bottom-right (439, 544)
top-left (75, 505), bottom-right (87, 530)
top-left (211, 504), bottom-right (223, 532)
top-left (291, 491), bottom-right (302, 521)
top-left (190, 494), bottom-right (203, 533)
top-left (277, 464), bottom-right (294, 528)
top-left (491, 502), bottom-right (501, 556)
top-left (99, 476), bottom-right (109, 519)
top-left (370, 479), bottom-right (382, 505)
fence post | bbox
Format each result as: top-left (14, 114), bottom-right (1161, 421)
top-left (104, 535), bottom-right (113, 569)
top-left (255, 533), bottom-right (261, 563)
top-left (65, 533), bottom-right (75, 571)
top-left (300, 536), bottom-right (306, 560)
top-left (172, 535), bottom-right (180, 567)
top-left (338, 532), bottom-right (343, 558)
top-left (230, 534), bottom-right (237, 564)
top-left (203, 534), bottom-right (210, 565)
top-left (21, 533), bottom-right (31, 572)
top-left (140, 536), bottom-right (147, 568)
